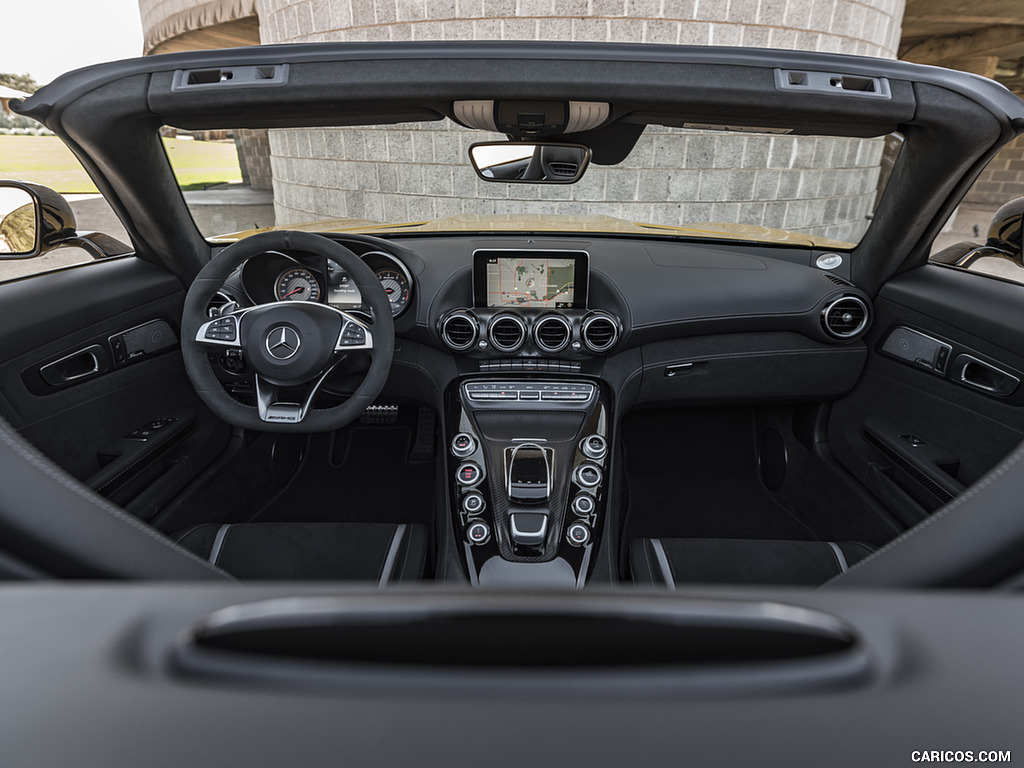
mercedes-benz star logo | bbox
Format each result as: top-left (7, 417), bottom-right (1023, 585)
top-left (265, 326), bottom-right (301, 360)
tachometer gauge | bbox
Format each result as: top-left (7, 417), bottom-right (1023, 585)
top-left (275, 267), bottom-right (321, 302)
top-left (376, 268), bottom-right (410, 316)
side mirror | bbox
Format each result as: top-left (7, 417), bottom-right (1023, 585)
top-left (0, 186), bottom-right (40, 256)
top-left (0, 180), bottom-right (76, 258)
top-left (469, 142), bottom-right (591, 184)
top-left (0, 180), bottom-right (129, 260)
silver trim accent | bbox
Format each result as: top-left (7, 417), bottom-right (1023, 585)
top-left (957, 354), bottom-right (1020, 394)
top-left (650, 538), bottom-right (676, 589)
top-left (334, 316), bottom-right (374, 352)
top-left (361, 250), bottom-right (414, 318)
top-left (462, 491), bottom-right (485, 515)
top-left (40, 346), bottom-right (102, 383)
top-left (573, 462), bottom-right (603, 489)
top-left (510, 512), bottom-right (549, 546)
top-left (254, 359), bottom-right (343, 424)
top-left (466, 520), bottom-right (491, 546)
top-left (455, 461), bottom-right (484, 487)
top-left (450, 432), bottom-right (477, 458)
top-left (579, 434), bottom-right (608, 461)
top-left (815, 253), bottom-right (844, 270)
top-left (265, 326), bottom-right (301, 360)
top-left (581, 311), bottom-right (620, 352)
top-left (506, 443), bottom-right (552, 502)
top-left (533, 314), bottom-right (572, 353)
top-left (821, 296), bottom-right (869, 339)
top-left (566, 521), bottom-right (591, 547)
top-left (208, 524), bottom-right (232, 566)
top-left (572, 493), bottom-right (595, 516)
top-left (196, 314), bottom-right (241, 348)
top-left (440, 311), bottom-right (478, 351)
top-left (826, 541), bottom-right (849, 574)
top-left (488, 314), bottom-right (528, 353)
top-left (378, 524), bottom-right (407, 586)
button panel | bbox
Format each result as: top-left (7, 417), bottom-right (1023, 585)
top-left (203, 316), bottom-right (238, 343)
top-left (463, 381), bottom-right (595, 405)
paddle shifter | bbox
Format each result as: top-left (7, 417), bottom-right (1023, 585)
top-left (506, 443), bottom-right (552, 546)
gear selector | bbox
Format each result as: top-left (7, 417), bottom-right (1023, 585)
top-left (507, 443), bottom-right (552, 546)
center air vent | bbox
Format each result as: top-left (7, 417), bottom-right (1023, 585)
top-left (581, 312), bottom-right (620, 353)
top-left (441, 311), bottom-right (479, 351)
top-left (821, 296), bottom-right (869, 340)
top-left (488, 314), bottom-right (527, 352)
top-left (548, 162), bottom-right (579, 177)
top-left (534, 315), bottom-right (572, 353)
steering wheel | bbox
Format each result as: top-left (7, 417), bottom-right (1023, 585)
top-left (181, 231), bottom-right (394, 433)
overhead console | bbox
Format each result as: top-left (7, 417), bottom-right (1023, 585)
top-left (439, 249), bottom-right (623, 362)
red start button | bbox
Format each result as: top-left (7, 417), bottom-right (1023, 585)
top-left (456, 462), bottom-right (483, 486)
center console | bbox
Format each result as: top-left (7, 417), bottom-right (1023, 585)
top-left (447, 379), bottom-right (610, 587)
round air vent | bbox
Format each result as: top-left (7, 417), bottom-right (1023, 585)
top-left (488, 314), bottom-right (527, 353)
top-left (441, 311), bottom-right (479, 351)
top-left (581, 312), bottom-right (619, 353)
top-left (821, 296), bottom-right (869, 340)
top-left (534, 314), bottom-right (572, 353)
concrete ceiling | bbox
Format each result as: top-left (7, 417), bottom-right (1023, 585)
top-left (901, 0), bottom-right (1024, 93)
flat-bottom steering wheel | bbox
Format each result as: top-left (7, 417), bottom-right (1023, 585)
top-left (181, 231), bottom-right (394, 432)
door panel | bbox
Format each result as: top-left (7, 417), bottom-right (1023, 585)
top-left (0, 257), bottom-right (230, 518)
top-left (829, 264), bottom-right (1024, 528)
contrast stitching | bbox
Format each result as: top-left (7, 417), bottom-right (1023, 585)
top-left (0, 419), bottom-right (235, 580)
top-left (823, 442), bottom-right (1024, 587)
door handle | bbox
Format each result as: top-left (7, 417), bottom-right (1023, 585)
top-left (39, 344), bottom-right (109, 386)
top-left (953, 354), bottom-right (1020, 398)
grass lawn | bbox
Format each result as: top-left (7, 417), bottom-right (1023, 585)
top-left (0, 135), bottom-right (243, 193)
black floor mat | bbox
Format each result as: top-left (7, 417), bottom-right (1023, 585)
top-left (621, 407), bottom-right (816, 542)
top-left (253, 409), bottom-right (437, 525)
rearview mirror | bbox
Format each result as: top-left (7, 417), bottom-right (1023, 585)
top-left (469, 142), bottom-right (591, 184)
top-left (0, 187), bottom-right (38, 256)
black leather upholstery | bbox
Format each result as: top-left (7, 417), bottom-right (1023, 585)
top-left (174, 522), bottom-right (428, 582)
top-left (630, 538), bottom-right (875, 587)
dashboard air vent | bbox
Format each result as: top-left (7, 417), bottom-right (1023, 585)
top-left (581, 312), bottom-right (619, 353)
top-left (441, 311), bottom-right (478, 351)
top-left (548, 162), bottom-right (579, 177)
top-left (488, 314), bottom-right (527, 352)
top-left (821, 296), bottom-right (869, 340)
top-left (534, 315), bottom-right (572, 353)
top-left (822, 273), bottom-right (852, 288)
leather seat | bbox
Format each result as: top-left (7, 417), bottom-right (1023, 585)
top-left (630, 538), bottom-right (875, 587)
top-left (174, 522), bottom-right (427, 583)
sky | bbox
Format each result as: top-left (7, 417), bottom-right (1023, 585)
top-left (2, 0), bottom-right (145, 86)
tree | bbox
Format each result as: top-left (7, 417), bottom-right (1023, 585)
top-left (0, 73), bottom-right (39, 94)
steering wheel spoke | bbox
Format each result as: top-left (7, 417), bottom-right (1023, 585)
top-left (195, 313), bottom-right (243, 349)
top-left (336, 312), bottom-right (374, 352)
top-left (254, 364), bottom-right (342, 424)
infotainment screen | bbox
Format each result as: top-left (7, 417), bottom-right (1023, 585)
top-left (473, 250), bottom-right (588, 309)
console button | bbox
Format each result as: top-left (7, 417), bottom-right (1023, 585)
top-left (462, 491), bottom-right (485, 515)
top-left (567, 522), bottom-right (591, 546)
top-left (572, 494), bottom-right (595, 516)
top-left (456, 462), bottom-right (484, 487)
top-left (580, 434), bottom-right (608, 461)
top-left (451, 432), bottom-right (477, 458)
top-left (573, 463), bottom-right (602, 489)
top-left (466, 520), bottom-right (491, 546)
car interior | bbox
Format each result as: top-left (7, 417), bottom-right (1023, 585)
top-left (1, 41), bottom-right (1024, 762)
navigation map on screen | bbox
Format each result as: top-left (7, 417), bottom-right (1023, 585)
top-left (484, 256), bottom-right (576, 308)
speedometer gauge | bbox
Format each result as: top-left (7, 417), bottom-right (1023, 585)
top-left (376, 268), bottom-right (410, 316)
top-left (275, 267), bottom-right (321, 302)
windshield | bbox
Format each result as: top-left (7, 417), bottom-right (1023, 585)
top-left (167, 121), bottom-right (895, 248)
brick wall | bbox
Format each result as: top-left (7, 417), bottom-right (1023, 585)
top-left (964, 134), bottom-right (1024, 207)
top-left (235, 129), bottom-right (273, 191)
top-left (256, 0), bottom-right (906, 242)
